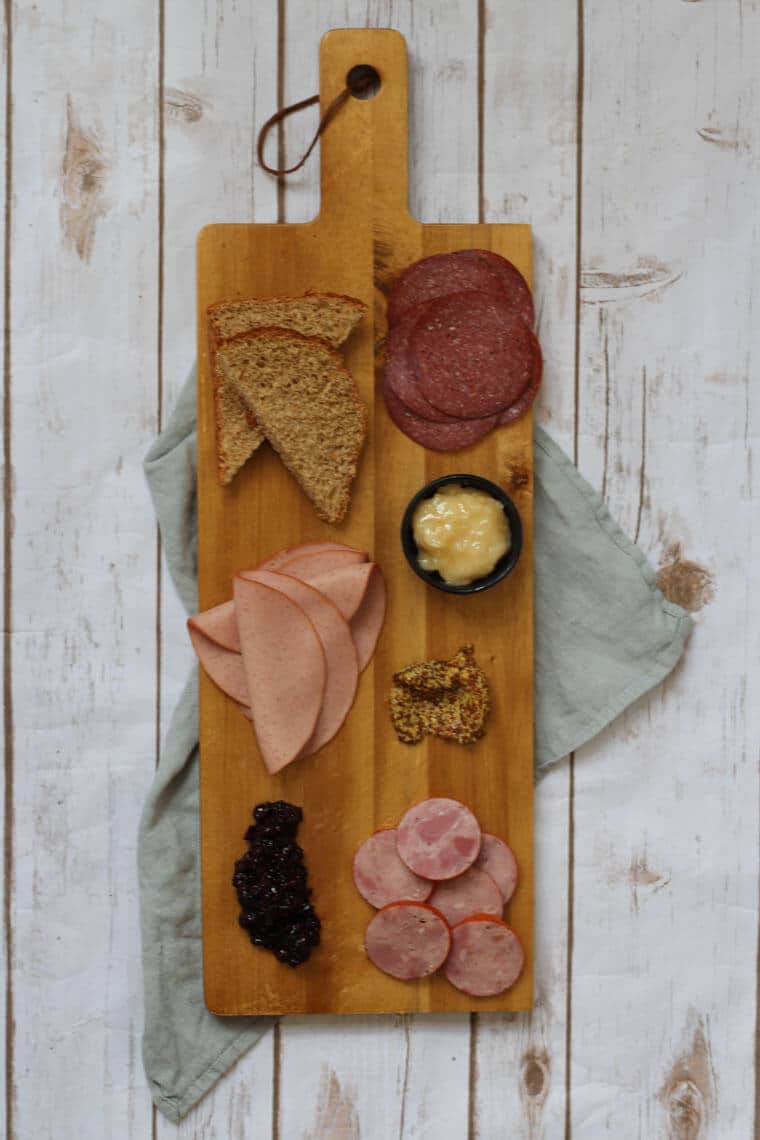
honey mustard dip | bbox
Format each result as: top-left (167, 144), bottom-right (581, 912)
top-left (412, 484), bottom-right (510, 586)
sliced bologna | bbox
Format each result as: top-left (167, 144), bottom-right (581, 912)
top-left (306, 562), bottom-right (375, 622)
top-left (242, 568), bottom-right (358, 759)
top-left (387, 249), bottom-right (534, 330)
top-left (365, 902), bottom-right (450, 980)
top-left (384, 303), bottom-right (460, 422)
top-left (233, 576), bottom-right (326, 774)
top-left (188, 600), bottom-right (240, 653)
top-left (187, 625), bottom-right (249, 706)
top-left (444, 916), bottom-right (525, 997)
top-left (411, 292), bottom-right (538, 419)
top-left (352, 829), bottom-right (432, 909)
top-left (259, 541), bottom-right (367, 572)
top-left (349, 565), bottom-right (386, 671)
top-left (474, 835), bottom-right (519, 905)
top-left (277, 548), bottom-right (367, 578)
top-left (396, 798), bottom-right (481, 881)
top-left (427, 866), bottom-right (503, 926)
top-left (383, 372), bottom-right (497, 452)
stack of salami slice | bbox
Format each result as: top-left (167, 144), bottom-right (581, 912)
top-left (353, 798), bottom-right (524, 996)
top-left (383, 250), bottom-right (542, 451)
top-left (188, 542), bottom-right (386, 774)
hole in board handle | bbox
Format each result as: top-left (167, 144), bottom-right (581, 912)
top-left (346, 64), bottom-right (381, 100)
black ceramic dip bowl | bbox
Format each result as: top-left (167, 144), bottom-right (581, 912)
top-left (400, 473), bottom-right (523, 595)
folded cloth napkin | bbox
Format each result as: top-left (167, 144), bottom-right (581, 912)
top-left (139, 366), bottom-right (691, 1122)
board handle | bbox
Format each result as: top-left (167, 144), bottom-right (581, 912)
top-left (318, 28), bottom-right (411, 224)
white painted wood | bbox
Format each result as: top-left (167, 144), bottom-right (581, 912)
top-left (276, 3), bottom-right (476, 1138)
top-left (156, 2), bottom-right (280, 1136)
top-left (472, 2), bottom-right (578, 1134)
top-left (0, 0), bottom-right (8, 1126)
top-left (571, 0), bottom-right (760, 1136)
top-left (7, 2), bottom-right (159, 1137)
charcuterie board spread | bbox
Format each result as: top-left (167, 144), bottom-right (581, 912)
top-left (196, 28), bottom-right (535, 1015)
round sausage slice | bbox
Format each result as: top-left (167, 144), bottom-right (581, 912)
top-left (474, 835), bottom-right (519, 904)
top-left (383, 371), bottom-right (497, 452)
top-left (428, 866), bottom-right (503, 926)
top-left (411, 292), bottom-right (538, 418)
top-left (384, 303), bottom-right (460, 422)
top-left (396, 798), bottom-right (481, 881)
top-left (444, 916), bottom-right (525, 996)
top-left (365, 902), bottom-right (450, 980)
top-left (352, 830), bottom-right (433, 909)
top-left (387, 249), bottom-right (534, 329)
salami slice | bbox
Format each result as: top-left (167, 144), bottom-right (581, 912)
top-left (387, 250), bottom-right (534, 329)
top-left (396, 798), bottom-right (481, 881)
top-left (384, 303), bottom-right (460, 422)
top-left (364, 901), bottom-right (451, 980)
top-left (496, 328), bottom-right (543, 425)
top-left (383, 371), bottom-right (497, 452)
top-left (474, 835), bottom-right (519, 904)
top-left (444, 916), bottom-right (525, 996)
top-left (410, 292), bottom-right (537, 418)
top-left (427, 866), bottom-right (503, 926)
top-left (352, 829), bottom-right (433, 909)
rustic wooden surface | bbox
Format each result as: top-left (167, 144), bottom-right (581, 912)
top-left (197, 28), bottom-right (534, 1018)
top-left (2, 0), bottom-right (758, 1134)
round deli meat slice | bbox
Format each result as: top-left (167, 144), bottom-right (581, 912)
top-left (349, 564), bottom-right (386, 671)
top-left (427, 866), bottom-right (503, 926)
top-left (496, 328), bottom-right (543, 426)
top-left (241, 569), bottom-right (359, 760)
top-left (474, 835), bottom-right (519, 904)
top-left (188, 599), bottom-right (240, 652)
top-left (352, 829), bottom-right (433, 909)
top-left (307, 562), bottom-right (375, 622)
top-left (233, 576), bottom-right (326, 774)
top-left (444, 916), bottom-right (525, 997)
top-left (276, 548), bottom-right (367, 577)
top-left (396, 798), bottom-right (481, 881)
top-left (365, 901), bottom-right (451, 980)
top-left (187, 625), bottom-right (249, 706)
top-left (411, 292), bottom-right (538, 419)
top-left (387, 249), bottom-right (534, 329)
top-left (259, 542), bottom-right (367, 572)
top-left (383, 371), bottom-right (497, 452)
top-left (384, 303), bottom-right (460, 422)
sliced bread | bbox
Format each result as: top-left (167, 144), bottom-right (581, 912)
top-left (208, 293), bottom-right (367, 484)
top-left (217, 328), bottom-right (368, 524)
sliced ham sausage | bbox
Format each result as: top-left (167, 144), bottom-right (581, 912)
top-left (243, 569), bottom-right (358, 760)
top-left (233, 576), bottom-right (326, 774)
top-left (474, 835), bottom-right (519, 904)
top-left (350, 565), bottom-right (386, 671)
top-left (444, 916), bottom-right (525, 996)
top-left (187, 625), bottom-right (249, 705)
top-left (289, 561), bottom-right (375, 622)
top-left (352, 829), bottom-right (432, 909)
top-left (427, 866), bottom-right (503, 926)
top-left (277, 548), bottom-right (367, 578)
top-left (364, 902), bottom-right (451, 980)
top-left (259, 541), bottom-right (367, 572)
top-left (396, 798), bottom-right (481, 881)
top-left (188, 600), bottom-right (240, 653)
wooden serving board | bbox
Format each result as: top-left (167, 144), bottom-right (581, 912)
top-left (196, 28), bottom-right (534, 1015)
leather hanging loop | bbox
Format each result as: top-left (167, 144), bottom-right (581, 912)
top-left (256, 67), bottom-right (377, 177)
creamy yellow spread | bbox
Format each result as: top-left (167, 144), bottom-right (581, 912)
top-left (412, 484), bottom-right (510, 586)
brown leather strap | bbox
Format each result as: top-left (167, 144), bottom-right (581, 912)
top-left (257, 69), bottom-right (377, 176)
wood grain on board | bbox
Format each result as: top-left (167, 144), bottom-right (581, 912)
top-left (196, 29), bottom-right (535, 1017)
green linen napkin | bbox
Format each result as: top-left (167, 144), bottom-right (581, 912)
top-left (139, 366), bottom-right (691, 1122)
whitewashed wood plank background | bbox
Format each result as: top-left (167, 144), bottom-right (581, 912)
top-left (2, 1), bottom-right (758, 1137)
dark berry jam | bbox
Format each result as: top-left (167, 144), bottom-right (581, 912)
top-left (233, 801), bottom-right (321, 968)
